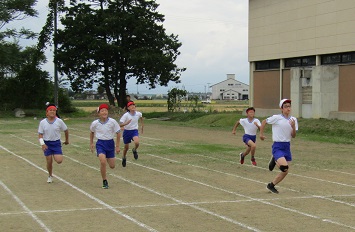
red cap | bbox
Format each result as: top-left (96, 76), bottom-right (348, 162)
top-left (127, 101), bottom-right (135, 107)
top-left (97, 103), bottom-right (109, 113)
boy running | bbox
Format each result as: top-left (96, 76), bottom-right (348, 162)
top-left (119, 101), bottom-right (144, 167)
top-left (90, 104), bottom-right (121, 189)
top-left (232, 107), bottom-right (261, 166)
top-left (38, 104), bottom-right (69, 183)
top-left (260, 99), bottom-right (298, 194)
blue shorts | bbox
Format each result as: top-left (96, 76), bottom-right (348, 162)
top-left (96, 139), bottom-right (115, 158)
top-left (242, 134), bottom-right (256, 146)
top-left (123, 129), bottom-right (139, 144)
top-left (272, 142), bottom-right (292, 161)
top-left (44, 140), bottom-right (63, 156)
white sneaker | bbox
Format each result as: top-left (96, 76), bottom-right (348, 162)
top-left (47, 176), bottom-right (53, 183)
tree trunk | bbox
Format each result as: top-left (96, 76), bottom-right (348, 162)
top-left (103, 63), bottom-right (115, 106)
top-left (118, 72), bottom-right (127, 108)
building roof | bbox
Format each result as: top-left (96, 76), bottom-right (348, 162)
top-left (221, 89), bottom-right (243, 94)
top-left (210, 78), bottom-right (248, 87)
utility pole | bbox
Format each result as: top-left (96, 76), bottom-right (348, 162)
top-left (53, 0), bottom-right (59, 107)
top-left (206, 83), bottom-right (211, 99)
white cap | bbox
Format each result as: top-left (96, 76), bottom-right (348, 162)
top-left (279, 99), bottom-right (291, 108)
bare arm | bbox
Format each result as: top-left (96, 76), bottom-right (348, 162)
top-left (232, 120), bottom-right (240, 135)
top-left (38, 134), bottom-right (47, 151)
top-left (259, 119), bottom-right (267, 140)
top-left (63, 129), bottom-right (69, 145)
top-left (119, 119), bottom-right (132, 127)
top-left (115, 132), bottom-right (121, 153)
top-left (90, 131), bottom-right (95, 152)
top-left (254, 121), bottom-right (261, 130)
top-left (290, 119), bottom-right (297, 138)
top-left (140, 117), bottom-right (144, 134)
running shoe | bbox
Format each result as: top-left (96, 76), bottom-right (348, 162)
top-left (251, 157), bottom-right (257, 166)
top-left (268, 156), bottom-right (276, 171)
top-left (132, 148), bottom-right (138, 160)
top-left (122, 157), bottom-right (126, 167)
top-left (47, 176), bottom-right (53, 183)
top-left (266, 182), bottom-right (279, 194)
top-left (102, 179), bottom-right (109, 189)
top-left (239, 152), bottom-right (244, 164)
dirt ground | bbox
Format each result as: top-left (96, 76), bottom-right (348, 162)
top-left (0, 118), bottom-right (354, 232)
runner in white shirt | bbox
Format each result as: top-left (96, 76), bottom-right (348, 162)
top-left (38, 104), bottom-right (69, 183)
top-left (90, 104), bottom-right (121, 189)
top-left (260, 99), bottom-right (298, 194)
top-left (232, 107), bottom-right (261, 166)
top-left (119, 101), bottom-right (144, 167)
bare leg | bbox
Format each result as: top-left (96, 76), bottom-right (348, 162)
top-left (133, 136), bottom-right (140, 150)
top-left (53, 154), bottom-right (63, 164)
top-left (272, 158), bottom-right (290, 185)
top-left (123, 144), bottom-right (129, 158)
top-left (107, 158), bottom-right (115, 169)
top-left (98, 154), bottom-right (107, 180)
top-left (46, 156), bottom-right (53, 176)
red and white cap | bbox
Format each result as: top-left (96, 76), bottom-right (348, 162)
top-left (279, 99), bottom-right (291, 108)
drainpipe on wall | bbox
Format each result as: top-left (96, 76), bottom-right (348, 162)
top-left (249, 62), bottom-right (255, 107)
top-left (280, 59), bottom-right (284, 101)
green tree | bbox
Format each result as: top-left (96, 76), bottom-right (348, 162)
top-left (0, 0), bottom-right (54, 110)
top-left (55, 0), bottom-right (185, 108)
top-left (0, 46), bottom-right (52, 109)
top-left (167, 88), bottom-right (187, 112)
top-left (0, 0), bottom-right (37, 76)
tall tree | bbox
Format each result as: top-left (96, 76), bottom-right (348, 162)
top-left (55, 0), bottom-right (185, 107)
top-left (0, 0), bottom-right (37, 30)
top-left (0, 0), bottom-right (53, 110)
top-left (0, 0), bottom-right (37, 76)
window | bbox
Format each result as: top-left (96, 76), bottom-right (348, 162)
top-left (321, 52), bottom-right (355, 64)
top-left (285, 56), bottom-right (315, 67)
top-left (255, 59), bottom-right (280, 70)
top-left (321, 54), bottom-right (341, 64)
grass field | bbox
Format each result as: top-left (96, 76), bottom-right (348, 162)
top-left (72, 99), bottom-right (249, 113)
top-left (0, 117), bottom-right (354, 231)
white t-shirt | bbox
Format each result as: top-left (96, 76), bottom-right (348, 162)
top-left (239, 118), bottom-right (261, 135)
top-left (38, 118), bottom-right (68, 141)
top-left (266, 114), bottom-right (298, 142)
top-left (119, 111), bottom-right (142, 130)
top-left (90, 117), bottom-right (120, 140)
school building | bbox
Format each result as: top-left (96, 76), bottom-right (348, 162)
top-left (248, 0), bottom-right (355, 121)
top-left (210, 74), bottom-right (249, 100)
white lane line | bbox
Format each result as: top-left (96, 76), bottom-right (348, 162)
top-left (190, 153), bottom-right (355, 188)
top-left (10, 133), bottom-right (355, 230)
top-left (129, 154), bottom-right (355, 230)
top-left (0, 180), bottom-right (51, 232)
top-left (0, 145), bottom-right (158, 232)
top-left (11, 134), bottom-right (261, 231)
top-left (65, 155), bottom-right (261, 232)
top-left (149, 154), bottom-right (355, 208)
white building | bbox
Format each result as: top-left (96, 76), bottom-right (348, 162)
top-left (210, 74), bottom-right (249, 100)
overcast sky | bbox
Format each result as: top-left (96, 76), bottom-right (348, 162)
top-left (10, 0), bottom-right (249, 94)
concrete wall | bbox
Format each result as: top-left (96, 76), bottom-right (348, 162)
top-left (290, 66), bottom-right (339, 118)
top-left (312, 65), bottom-right (339, 118)
top-left (255, 65), bottom-right (342, 119)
